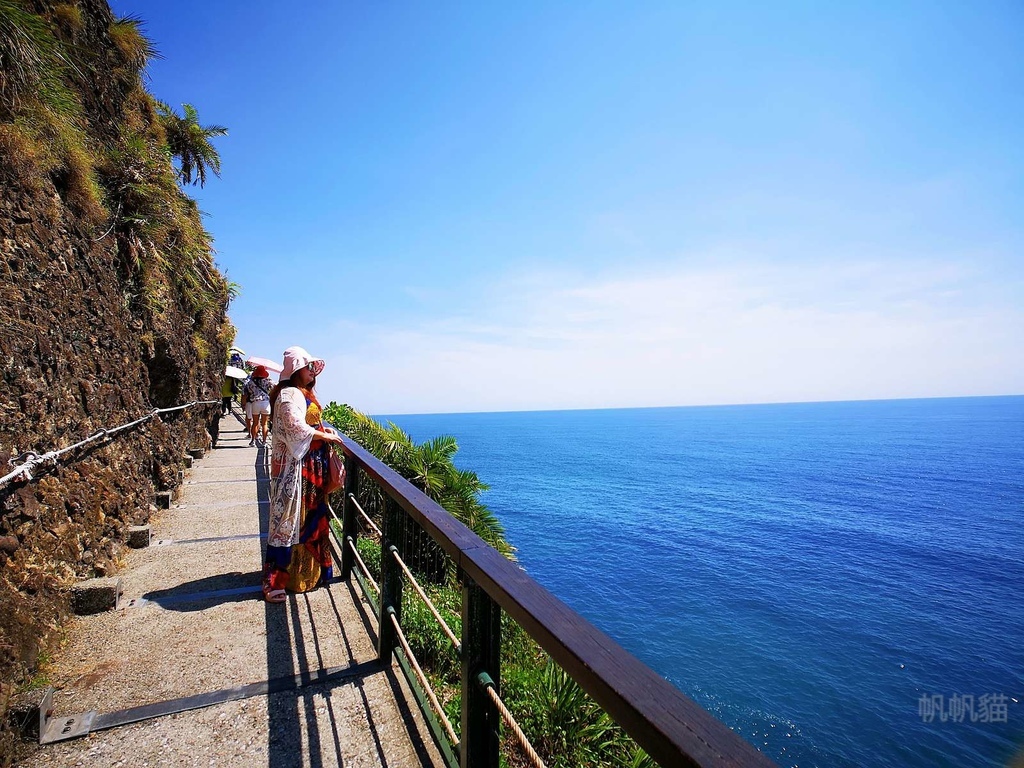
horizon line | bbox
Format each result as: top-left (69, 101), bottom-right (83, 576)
top-left (346, 392), bottom-right (1024, 419)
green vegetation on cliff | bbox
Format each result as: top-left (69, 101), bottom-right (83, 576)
top-left (0, 0), bottom-right (230, 351)
top-left (0, 3), bottom-right (233, 763)
top-left (323, 402), bottom-right (512, 558)
top-left (155, 101), bottom-right (227, 188)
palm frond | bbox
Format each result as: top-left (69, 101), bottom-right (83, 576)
top-left (155, 101), bottom-right (227, 187)
top-left (323, 401), bottom-right (514, 562)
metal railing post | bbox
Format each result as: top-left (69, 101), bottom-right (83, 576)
top-left (377, 498), bottom-right (404, 662)
top-left (461, 578), bottom-right (501, 768)
top-left (340, 454), bottom-right (359, 579)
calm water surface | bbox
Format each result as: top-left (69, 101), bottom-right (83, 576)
top-left (381, 396), bottom-right (1024, 767)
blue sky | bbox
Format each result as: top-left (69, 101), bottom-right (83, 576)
top-left (113, 1), bottom-right (1023, 413)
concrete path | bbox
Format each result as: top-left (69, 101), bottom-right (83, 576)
top-left (19, 413), bottom-right (441, 768)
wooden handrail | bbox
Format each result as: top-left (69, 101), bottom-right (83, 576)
top-left (339, 436), bottom-right (776, 767)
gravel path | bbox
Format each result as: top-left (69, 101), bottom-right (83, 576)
top-left (18, 414), bottom-right (442, 768)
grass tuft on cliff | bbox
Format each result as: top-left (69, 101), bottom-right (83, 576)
top-left (0, 1), bottom-right (230, 348)
top-left (0, 0), bottom-right (77, 115)
top-left (109, 13), bottom-right (160, 72)
top-left (51, 4), bottom-right (83, 34)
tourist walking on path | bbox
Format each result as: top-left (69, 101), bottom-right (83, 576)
top-left (263, 346), bottom-right (343, 603)
top-left (242, 365), bottom-right (273, 446)
top-left (220, 377), bottom-right (236, 416)
top-left (240, 372), bottom-right (253, 436)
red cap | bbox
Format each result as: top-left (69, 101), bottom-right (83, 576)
top-left (253, 365), bottom-right (269, 378)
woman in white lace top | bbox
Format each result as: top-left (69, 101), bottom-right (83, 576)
top-left (263, 346), bottom-right (343, 603)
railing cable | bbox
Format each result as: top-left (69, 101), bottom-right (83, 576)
top-left (389, 545), bottom-right (461, 653)
top-left (478, 672), bottom-right (548, 768)
top-left (387, 608), bottom-right (460, 748)
top-left (326, 500), bottom-right (381, 603)
top-left (325, 501), bottom-right (342, 526)
top-left (1, 400), bottom-right (219, 489)
top-left (348, 493), bottom-right (382, 538)
top-left (346, 537), bottom-right (379, 594)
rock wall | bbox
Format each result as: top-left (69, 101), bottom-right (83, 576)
top-left (0, 1), bottom-right (229, 762)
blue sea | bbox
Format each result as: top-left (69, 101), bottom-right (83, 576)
top-left (382, 396), bottom-right (1024, 767)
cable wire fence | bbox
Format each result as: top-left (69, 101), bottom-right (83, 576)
top-left (325, 435), bottom-right (777, 768)
top-left (1, 400), bottom-right (220, 489)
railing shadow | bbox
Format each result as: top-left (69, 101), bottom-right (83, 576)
top-left (161, 416), bottom-right (433, 765)
top-left (258, 443), bottom-right (407, 768)
top-left (141, 574), bottom-right (262, 610)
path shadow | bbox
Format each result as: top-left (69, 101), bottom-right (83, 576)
top-left (259, 446), bottom-right (436, 767)
top-left (142, 571), bottom-right (263, 610)
top-left (260, 443), bottom-right (336, 768)
top-left (174, 417), bottom-right (432, 766)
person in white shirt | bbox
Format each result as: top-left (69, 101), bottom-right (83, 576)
top-left (242, 366), bottom-right (273, 446)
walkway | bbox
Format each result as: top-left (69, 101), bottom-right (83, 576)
top-left (20, 414), bottom-right (441, 768)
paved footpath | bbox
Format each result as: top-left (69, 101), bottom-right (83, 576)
top-left (20, 413), bottom-right (440, 768)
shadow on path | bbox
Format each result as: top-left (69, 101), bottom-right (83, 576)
top-left (185, 415), bottom-right (436, 766)
top-left (257, 442), bottom-right (387, 768)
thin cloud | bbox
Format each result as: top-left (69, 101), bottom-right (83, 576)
top-left (308, 258), bottom-right (1023, 414)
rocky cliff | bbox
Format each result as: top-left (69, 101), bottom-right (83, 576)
top-left (0, 1), bottom-right (231, 761)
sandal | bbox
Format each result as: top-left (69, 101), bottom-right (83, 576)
top-left (264, 588), bottom-right (287, 603)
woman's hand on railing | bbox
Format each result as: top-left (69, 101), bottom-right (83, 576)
top-left (316, 429), bottom-right (343, 446)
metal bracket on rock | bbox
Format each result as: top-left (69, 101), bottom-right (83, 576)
top-left (39, 689), bottom-right (97, 745)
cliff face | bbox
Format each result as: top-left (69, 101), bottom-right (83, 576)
top-left (0, 1), bottom-right (231, 758)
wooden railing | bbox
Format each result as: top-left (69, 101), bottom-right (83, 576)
top-left (334, 435), bottom-right (776, 768)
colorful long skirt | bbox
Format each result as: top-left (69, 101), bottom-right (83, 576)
top-left (263, 444), bottom-right (334, 594)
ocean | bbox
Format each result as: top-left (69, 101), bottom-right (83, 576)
top-left (381, 396), bottom-right (1024, 767)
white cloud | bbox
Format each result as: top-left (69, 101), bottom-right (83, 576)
top-left (303, 258), bottom-right (1024, 414)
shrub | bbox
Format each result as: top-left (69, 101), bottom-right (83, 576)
top-left (0, 120), bottom-right (41, 185)
top-left (322, 402), bottom-right (514, 562)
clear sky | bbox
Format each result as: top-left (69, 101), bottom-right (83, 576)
top-left (112, 0), bottom-right (1023, 414)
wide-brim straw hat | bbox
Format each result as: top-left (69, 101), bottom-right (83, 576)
top-left (280, 346), bottom-right (325, 381)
